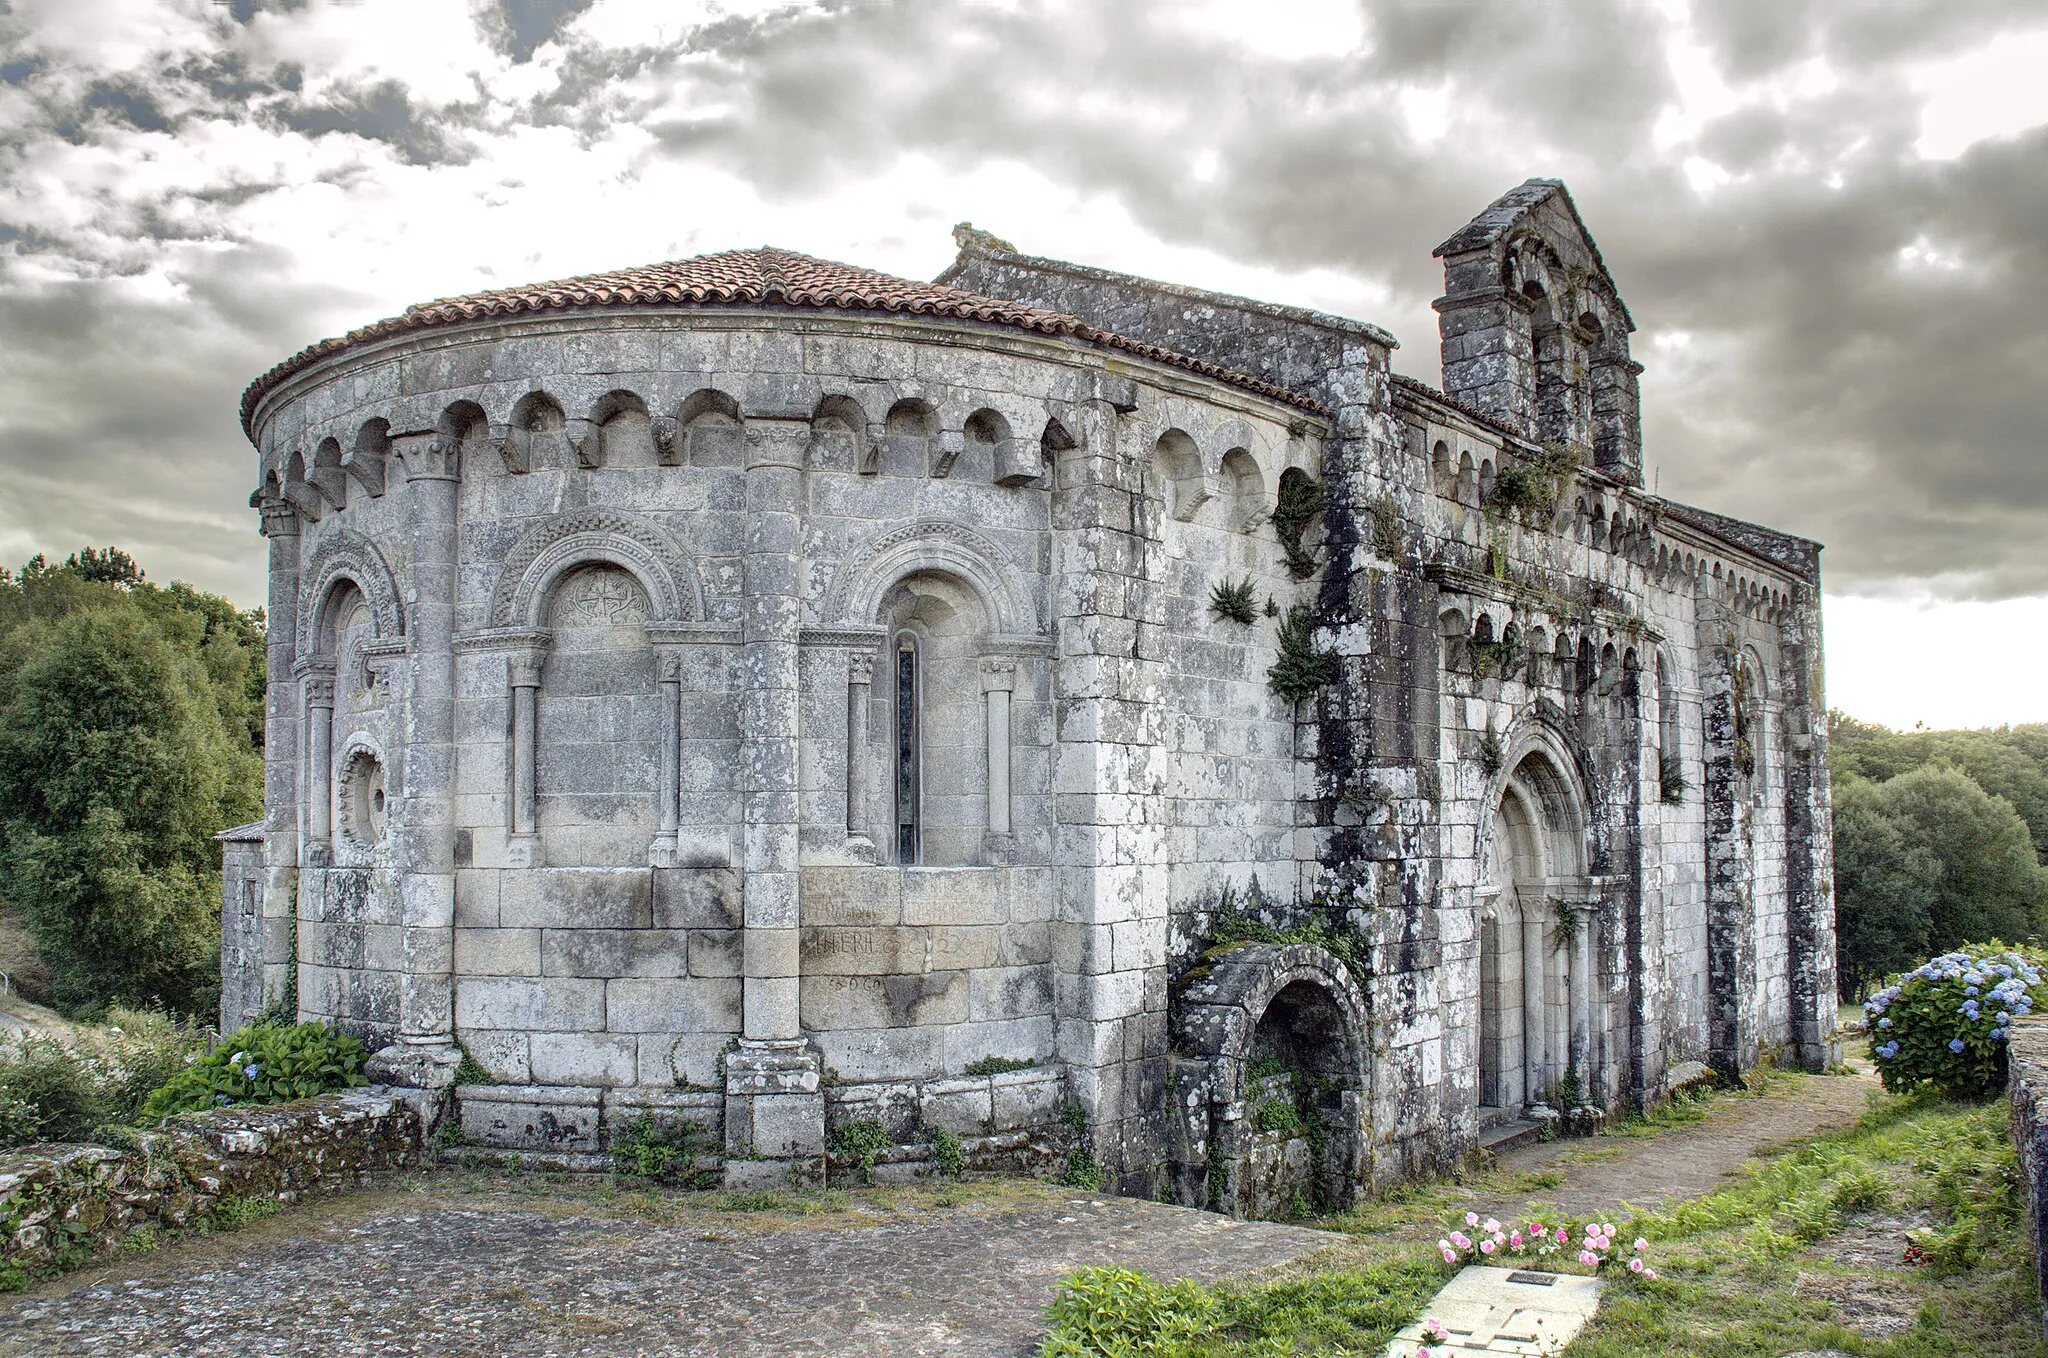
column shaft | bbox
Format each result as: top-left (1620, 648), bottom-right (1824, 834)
top-left (845, 652), bottom-right (872, 843)
top-left (1568, 910), bottom-right (1592, 1096)
top-left (304, 677), bottom-right (334, 849)
top-left (1522, 911), bottom-right (1547, 1105)
top-left (739, 418), bottom-right (805, 1043)
top-left (260, 503), bottom-right (302, 1017)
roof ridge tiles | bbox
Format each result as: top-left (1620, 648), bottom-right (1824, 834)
top-left (242, 247), bottom-right (1324, 435)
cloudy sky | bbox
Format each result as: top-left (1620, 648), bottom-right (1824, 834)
top-left (0, 0), bottom-right (2044, 728)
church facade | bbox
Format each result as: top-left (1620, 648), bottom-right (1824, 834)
top-left (225, 180), bottom-right (1835, 1213)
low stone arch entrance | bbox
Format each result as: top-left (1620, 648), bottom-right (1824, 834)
top-left (1169, 942), bottom-right (1368, 1219)
top-left (1477, 738), bottom-right (1600, 1123)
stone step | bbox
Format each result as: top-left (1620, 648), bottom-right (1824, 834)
top-left (1479, 1119), bottom-right (1541, 1154)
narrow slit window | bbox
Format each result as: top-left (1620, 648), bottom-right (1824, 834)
top-left (895, 634), bottom-right (921, 863)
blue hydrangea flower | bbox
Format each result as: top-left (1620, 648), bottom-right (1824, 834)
top-left (244, 1063), bottom-right (260, 1080)
top-left (1877, 1041), bottom-right (1900, 1059)
top-left (1949, 1038), bottom-right (1968, 1054)
top-left (1877, 1017), bottom-right (1892, 1029)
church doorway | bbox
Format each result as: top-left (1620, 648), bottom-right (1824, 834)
top-left (1477, 747), bottom-right (1593, 1119)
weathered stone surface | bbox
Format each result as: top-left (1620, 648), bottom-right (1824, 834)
top-left (234, 180), bottom-right (1833, 1207)
top-left (0, 1090), bottom-right (419, 1276)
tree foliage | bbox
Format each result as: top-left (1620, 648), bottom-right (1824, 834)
top-left (1831, 712), bottom-right (2048, 997)
top-left (0, 550), bottom-right (263, 1017)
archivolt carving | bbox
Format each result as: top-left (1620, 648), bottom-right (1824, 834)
top-left (491, 508), bottom-right (703, 627)
top-left (826, 519), bottom-right (1038, 636)
top-left (298, 531), bottom-right (404, 650)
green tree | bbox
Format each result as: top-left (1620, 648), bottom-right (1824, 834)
top-left (1876, 764), bottom-right (2044, 949)
top-left (0, 601), bottom-right (259, 1015)
top-left (1831, 775), bottom-right (1939, 997)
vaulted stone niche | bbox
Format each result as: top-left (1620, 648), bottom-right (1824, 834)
top-left (537, 563), bottom-right (658, 867)
top-left (1170, 943), bottom-right (1368, 1220)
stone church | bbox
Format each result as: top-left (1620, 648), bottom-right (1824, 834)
top-left (222, 179), bottom-right (1836, 1214)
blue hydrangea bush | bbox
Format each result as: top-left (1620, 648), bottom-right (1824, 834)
top-left (1865, 945), bottom-right (2041, 1097)
top-left (139, 1020), bottom-right (369, 1121)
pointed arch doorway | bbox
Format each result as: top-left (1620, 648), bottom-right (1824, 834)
top-left (1477, 744), bottom-right (1596, 1118)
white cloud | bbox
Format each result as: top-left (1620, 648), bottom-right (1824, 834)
top-left (1826, 593), bottom-right (2048, 728)
top-left (1912, 26), bottom-right (2048, 159)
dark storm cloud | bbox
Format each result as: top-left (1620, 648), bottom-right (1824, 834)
top-left (617, 0), bottom-right (2048, 597)
top-left (278, 79), bottom-right (476, 165)
top-left (0, 0), bottom-right (2044, 606)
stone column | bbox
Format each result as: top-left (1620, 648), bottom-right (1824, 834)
top-left (302, 671), bottom-right (335, 862)
top-left (649, 650), bottom-right (683, 866)
top-left (981, 657), bottom-right (1015, 836)
top-left (366, 429), bottom-right (462, 1095)
top-left (507, 651), bottom-right (543, 865)
top-left (1522, 909), bottom-right (1548, 1109)
top-left (259, 499), bottom-right (302, 1018)
top-left (725, 413), bottom-right (822, 1186)
top-left (1567, 905), bottom-right (1592, 1102)
top-left (845, 650), bottom-right (873, 846)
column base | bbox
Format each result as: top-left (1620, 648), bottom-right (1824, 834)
top-left (723, 1038), bottom-right (824, 1188)
top-left (506, 835), bottom-right (542, 868)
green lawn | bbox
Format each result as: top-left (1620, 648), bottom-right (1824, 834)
top-left (1037, 1089), bottom-right (2041, 1356)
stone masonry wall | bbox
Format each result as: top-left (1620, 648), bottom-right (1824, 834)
top-left (0, 1090), bottom-right (421, 1280)
top-left (2008, 1015), bottom-right (2048, 1341)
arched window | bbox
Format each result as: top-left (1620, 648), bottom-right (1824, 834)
top-left (893, 632), bottom-right (921, 863)
top-left (1657, 655), bottom-right (1681, 802)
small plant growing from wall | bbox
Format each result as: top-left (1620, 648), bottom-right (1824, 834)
top-left (1659, 753), bottom-right (1687, 805)
top-left (1488, 444), bottom-right (1581, 524)
top-left (1208, 577), bottom-right (1259, 625)
top-left (1371, 496), bottom-right (1401, 560)
top-left (1477, 723), bottom-right (1503, 778)
top-left (1268, 603), bottom-right (1336, 703)
top-left (828, 1118), bottom-right (891, 1185)
top-left (930, 1127), bottom-right (965, 1178)
top-left (1271, 472), bottom-right (1324, 580)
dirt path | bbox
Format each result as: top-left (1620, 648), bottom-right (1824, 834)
top-left (1481, 1067), bottom-right (1879, 1218)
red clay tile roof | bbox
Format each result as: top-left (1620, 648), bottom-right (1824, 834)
top-left (240, 247), bottom-right (1327, 435)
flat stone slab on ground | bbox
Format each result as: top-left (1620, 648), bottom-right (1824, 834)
top-left (0, 1182), bottom-right (1335, 1358)
top-left (1384, 1265), bottom-right (1603, 1356)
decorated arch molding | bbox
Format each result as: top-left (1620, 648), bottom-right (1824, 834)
top-left (298, 530), bottom-right (405, 651)
top-left (491, 508), bottom-right (704, 628)
top-left (1477, 712), bottom-right (1593, 888)
top-left (826, 519), bottom-right (1038, 636)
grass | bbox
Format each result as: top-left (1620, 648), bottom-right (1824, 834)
top-left (1037, 1082), bottom-right (2043, 1357)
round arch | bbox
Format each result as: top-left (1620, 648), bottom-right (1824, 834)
top-left (299, 531), bottom-right (405, 652)
top-left (491, 508), bottom-right (702, 628)
top-left (1171, 941), bottom-right (1368, 1219)
top-left (828, 519), bottom-right (1036, 636)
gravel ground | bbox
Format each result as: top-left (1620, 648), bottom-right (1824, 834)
top-left (0, 1183), bottom-right (1334, 1357)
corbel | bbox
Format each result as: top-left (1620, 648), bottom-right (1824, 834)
top-left (652, 416), bottom-right (680, 465)
top-left (564, 417), bottom-right (599, 468)
top-left (488, 422), bottom-right (525, 474)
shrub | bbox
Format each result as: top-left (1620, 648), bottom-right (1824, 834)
top-left (1254, 1097), bottom-right (1303, 1136)
top-left (963, 1055), bottom-right (1035, 1077)
top-left (0, 1013), bottom-right (206, 1149)
top-left (1865, 945), bottom-right (2041, 1097)
top-left (140, 1020), bottom-right (368, 1121)
top-left (1039, 1267), bottom-right (1217, 1357)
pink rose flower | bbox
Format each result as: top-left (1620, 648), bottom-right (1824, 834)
top-left (1634, 1238), bottom-right (1648, 1252)
top-left (1555, 1227), bottom-right (1568, 1243)
top-left (1441, 1248), bottom-right (1457, 1264)
top-left (1510, 1231), bottom-right (1523, 1248)
top-left (1644, 1269), bottom-right (1657, 1280)
top-left (1466, 1212), bottom-right (1480, 1227)
top-left (1629, 1258), bottom-right (1644, 1273)
top-left (1480, 1239), bottom-right (1495, 1254)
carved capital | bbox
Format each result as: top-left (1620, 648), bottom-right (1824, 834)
top-left (656, 650), bottom-right (684, 683)
top-left (393, 431), bottom-right (459, 482)
top-left (508, 652), bottom-right (545, 689)
top-left (980, 656), bottom-right (1018, 692)
top-left (258, 499), bottom-right (301, 539)
top-left (304, 673), bottom-right (336, 707)
top-left (847, 651), bottom-right (875, 686)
